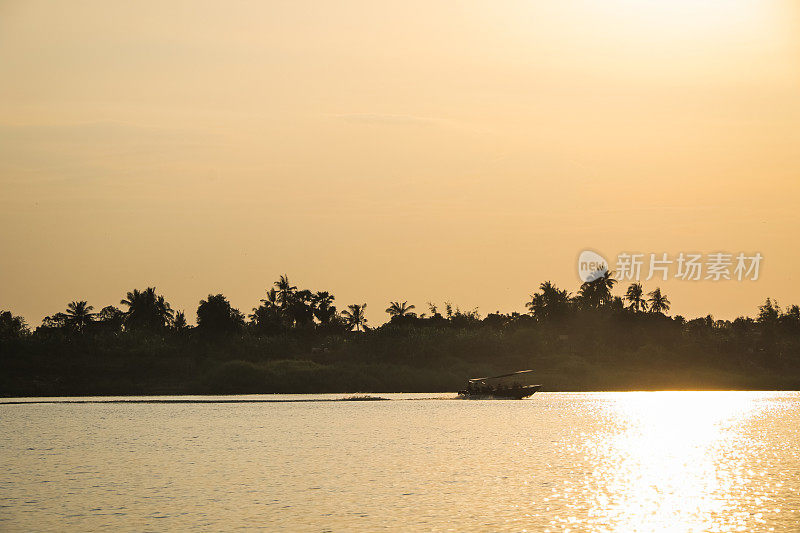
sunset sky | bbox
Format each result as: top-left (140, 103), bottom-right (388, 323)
top-left (1, 0), bottom-right (799, 325)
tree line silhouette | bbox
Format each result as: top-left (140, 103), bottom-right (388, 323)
top-left (1, 273), bottom-right (799, 395)
top-left (25, 276), bottom-right (372, 337)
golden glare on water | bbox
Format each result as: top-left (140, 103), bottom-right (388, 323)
top-left (550, 392), bottom-right (783, 533)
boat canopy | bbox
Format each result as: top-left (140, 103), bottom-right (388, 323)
top-left (468, 370), bottom-right (535, 383)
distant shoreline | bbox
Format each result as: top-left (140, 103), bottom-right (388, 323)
top-left (3, 282), bottom-right (798, 399)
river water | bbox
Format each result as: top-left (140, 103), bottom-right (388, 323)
top-left (2, 392), bottom-right (799, 531)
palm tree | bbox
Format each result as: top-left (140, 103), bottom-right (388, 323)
top-left (526, 281), bottom-right (571, 320)
top-left (260, 288), bottom-right (280, 309)
top-left (287, 289), bottom-right (315, 327)
top-left (120, 289), bottom-right (143, 319)
top-left (386, 301), bottom-right (416, 318)
top-left (624, 283), bottom-right (648, 312)
top-left (120, 287), bottom-right (174, 331)
top-left (257, 288), bottom-right (279, 315)
top-left (64, 301), bottom-right (96, 333)
top-left (156, 295), bottom-right (172, 323)
top-left (311, 291), bottom-right (336, 325)
top-left (342, 303), bottom-right (368, 332)
top-left (647, 288), bottom-right (671, 314)
top-left (274, 275), bottom-right (297, 308)
top-left (578, 270), bottom-right (617, 309)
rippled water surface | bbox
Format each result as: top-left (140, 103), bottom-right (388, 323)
top-left (2, 392), bottom-right (800, 531)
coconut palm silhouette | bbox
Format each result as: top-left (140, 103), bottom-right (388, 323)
top-left (647, 288), bottom-right (671, 314)
top-left (386, 301), bottom-right (416, 317)
top-left (526, 281), bottom-right (571, 320)
top-left (120, 287), bottom-right (174, 330)
top-left (578, 270), bottom-right (617, 308)
top-left (312, 291), bottom-right (337, 325)
top-left (274, 275), bottom-right (297, 308)
top-left (625, 283), bottom-right (649, 312)
top-left (342, 303), bottom-right (368, 331)
top-left (64, 301), bottom-right (96, 333)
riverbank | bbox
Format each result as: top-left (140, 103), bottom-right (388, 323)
top-left (3, 311), bottom-right (799, 396)
top-left (3, 348), bottom-right (799, 397)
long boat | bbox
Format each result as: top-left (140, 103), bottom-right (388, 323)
top-left (457, 370), bottom-right (542, 399)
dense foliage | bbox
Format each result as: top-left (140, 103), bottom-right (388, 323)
top-left (1, 275), bottom-right (799, 396)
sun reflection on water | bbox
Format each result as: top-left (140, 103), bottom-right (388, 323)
top-left (548, 391), bottom-right (776, 533)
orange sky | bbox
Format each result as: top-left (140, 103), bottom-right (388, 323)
top-left (1, 0), bottom-right (799, 325)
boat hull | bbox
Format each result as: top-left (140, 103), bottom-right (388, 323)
top-left (457, 384), bottom-right (541, 400)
